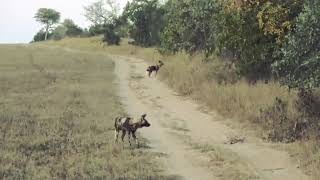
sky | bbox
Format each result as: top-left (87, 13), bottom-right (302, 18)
top-left (0, 0), bottom-right (129, 43)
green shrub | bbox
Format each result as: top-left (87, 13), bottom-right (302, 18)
top-left (273, 1), bottom-right (320, 89)
top-left (102, 25), bottom-right (120, 45)
top-left (63, 19), bottom-right (83, 37)
top-left (160, 0), bottom-right (218, 56)
top-left (123, 0), bottom-right (165, 47)
top-left (259, 89), bottom-right (320, 142)
top-left (88, 24), bottom-right (106, 36)
top-left (32, 30), bottom-right (52, 42)
top-left (51, 25), bottom-right (67, 40)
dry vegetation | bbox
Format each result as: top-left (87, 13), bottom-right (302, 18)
top-left (0, 44), bottom-right (176, 179)
top-left (190, 142), bottom-right (259, 180)
top-left (43, 37), bottom-right (319, 179)
top-left (171, 133), bottom-right (260, 180)
top-left (154, 52), bottom-right (320, 180)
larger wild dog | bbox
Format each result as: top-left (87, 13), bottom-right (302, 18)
top-left (114, 114), bottom-right (151, 147)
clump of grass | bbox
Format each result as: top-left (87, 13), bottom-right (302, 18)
top-left (288, 141), bottom-right (320, 180)
top-left (0, 44), bottom-right (170, 179)
top-left (172, 134), bottom-right (259, 180)
top-left (192, 143), bottom-right (260, 180)
top-left (158, 55), bottom-right (296, 133)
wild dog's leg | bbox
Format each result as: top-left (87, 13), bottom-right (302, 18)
top-left (148, 71), bottom-right (152, 77)
top-left (114, 129), bottom-right (119, 143)
top-left (121, 130), bottom-right (126, 142)
top-left (114, 117), bottom-right (119, 143)
top-left (128, 131), bottom-right (132, 146)
top-left (132, 132), bottom-right (139, 148)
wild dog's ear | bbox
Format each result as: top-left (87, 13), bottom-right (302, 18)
top-left (126, 117), bottom-right (132, 121)
top-left (124, 117), bottom-right (131, 124)
top-left (141, 114), bottom-right (147, 118)
top-left (115, 117), bottom-right (120, 122)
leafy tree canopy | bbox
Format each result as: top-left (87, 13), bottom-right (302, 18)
top-left (123, 0), bottom-right (165, 46)
top-left (160, 0), bottom-right (219, 56)
top-left (273, 1), bottom-right (320, 88)
top-left (34, 8), bottom-right (61, 40)
top-left (62, 19), bottom-right (83, 37)
top-left (84, 0), bottom-right (119, 25)
top-left (102, 24), bottom-right (120, 45)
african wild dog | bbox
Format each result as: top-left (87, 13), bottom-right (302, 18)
top-left (114, 114), bottom-right (151, 147)
top-left (146, 60), bottom-right (164, 77)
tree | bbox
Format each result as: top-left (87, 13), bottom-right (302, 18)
top-left (123, 0), bottom-right (165, 46)
top-left (213, 0), bottom-right (303, 80)
top-left (62, 19), bottom-right (83, 37)
top-left (102, 24), bottom-right (120, 45)
top-left (273, 1), bottom-right (320, 89)
top-left (84, 0), bottom-right (119, 26)
top-left (88, 24), bottom-right (106, 36)
top-left (160, 0), bottom-right (219, 56)
top-left (34, 8), bottom-right (60, 40)
top-left (256, 0), bottom-right (303, 44)
top-left (215, 1), bottom-right (277, 79)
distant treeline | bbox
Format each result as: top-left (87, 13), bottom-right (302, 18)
top-left (33, 0), bottom-right (320, 89)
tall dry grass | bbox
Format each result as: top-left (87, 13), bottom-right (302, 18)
top-left (0, 44), bottom-right (176, 179)
top-left (158, 55), bottom-right (297, 135)
top-left (155, 52), bottom-right (319, 180)
top-left (157, 53), bottom-right (319, 179)
top-left (42, 37), bottom-right (160, 60)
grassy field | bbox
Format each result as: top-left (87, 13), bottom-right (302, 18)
top-left (0, 44), bottom-right (175, 179)
top-left (37, 37), bottom-right (319, 179)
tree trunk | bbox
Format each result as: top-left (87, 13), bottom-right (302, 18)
top-left (45, 24), bottom-right (49, 40)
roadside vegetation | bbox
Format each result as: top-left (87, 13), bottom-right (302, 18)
top-left (170, 132), bottom-right (260, 180)
top-left (0, 45), bottom-right (175, 179)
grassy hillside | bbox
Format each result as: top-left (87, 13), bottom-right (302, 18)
top-left (0, 44), bottom-right (173, 179)
top-left (42, 37), bottom-right (319, 179)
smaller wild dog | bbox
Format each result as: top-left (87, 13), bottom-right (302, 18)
top-left (146, 60), bottom-right (164, 77)
top-left (114, 114), bottom-right (151, 147)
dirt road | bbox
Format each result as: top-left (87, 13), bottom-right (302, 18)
top-left (113, 55), bottom-right (309, 180)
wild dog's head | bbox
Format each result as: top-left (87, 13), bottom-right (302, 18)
top-left (140, 114), bottom-right (151, 127)
top-left (158, 60), bottom-right (164, 67)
